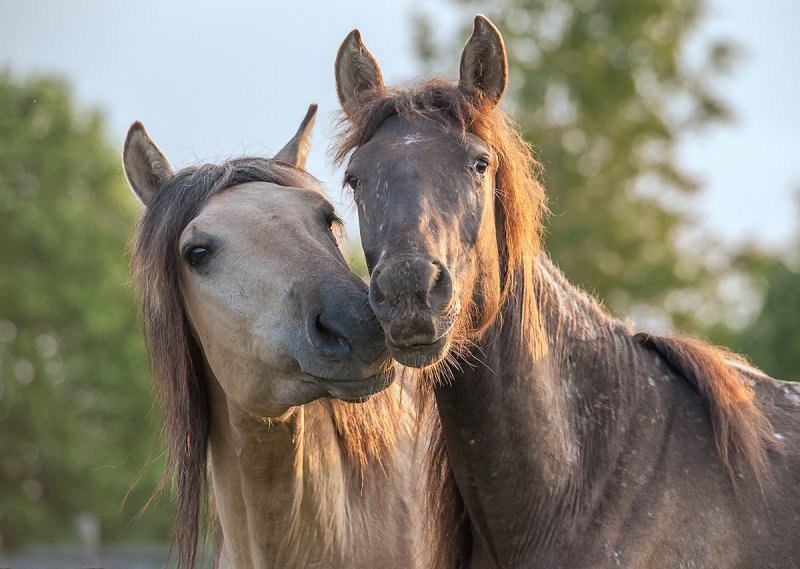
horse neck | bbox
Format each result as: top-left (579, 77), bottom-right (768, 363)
top-left (529, 253), bottom-right (646, 474)
top-left (475, 251), bottom-right (640, 475)
top-left (207, 378), bottom-right (348, 569)
top-left (434, 252), bottom-right (650, 560)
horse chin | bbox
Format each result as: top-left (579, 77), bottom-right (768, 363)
top-left (387, 334), bottom-right (450, 369)
top-left (384, 306), bottom-right (458, 368)
top-left (309, 365), bottom-right (396, 402)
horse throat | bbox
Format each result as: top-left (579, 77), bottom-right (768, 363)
top-left (207, 378), bottom-right (347, 569)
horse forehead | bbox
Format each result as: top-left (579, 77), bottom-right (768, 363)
top-left (199, 181), bottom-right (324, 221)
top-left (364, 117), bottom-right (470, 162)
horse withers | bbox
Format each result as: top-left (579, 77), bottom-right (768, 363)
top-left (124, 105), bottom-right (428, 569)
top-left (334, 16), bottom-right (800, 569)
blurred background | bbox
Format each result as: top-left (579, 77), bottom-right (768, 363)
top-left (1, 0), bottom-right (798, 565)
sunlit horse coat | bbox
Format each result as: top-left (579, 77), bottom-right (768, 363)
top-left (333, 16), bottom-right (800, 569)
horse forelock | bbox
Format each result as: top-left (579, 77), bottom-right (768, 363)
top-left (130, 157), bottom-right (323, 569)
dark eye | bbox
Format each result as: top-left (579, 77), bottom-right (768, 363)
top-left (324, 210), bottom-right (341, 230)
top-left (184, 246), bottom-right (212, 268)
top-left (472, 158), bottom-right (489, 175)
top-left (344, 174), bottom-right (359, 191)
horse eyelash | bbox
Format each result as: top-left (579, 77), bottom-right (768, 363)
top-left (343, 174), bottom-right (359, 191)
top-left (326, 211), bottom-right (343, 229)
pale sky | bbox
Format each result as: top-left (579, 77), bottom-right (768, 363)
top-left (1, 0), bottom-right (798, 255)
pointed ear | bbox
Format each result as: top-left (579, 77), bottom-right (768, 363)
top-left (335, 29), bottom-right (384, 108)
top-left (458, 15), bottom-right (508, 106)
top-left (122, 122), bottom-right (173, 206)
top-left (273, 104), bottom-right (317, 169)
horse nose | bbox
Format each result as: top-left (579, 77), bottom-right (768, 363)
top-left (369, 255), bottom-right (454, 320)
top-left (305, 294), bottom-right (387, 364)
top-left (306, 308), bottom-right (352, 357)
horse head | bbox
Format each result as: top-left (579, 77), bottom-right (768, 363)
top-left (125, 105), bottom-right (394, 418)
top-left (335, 17), bottom-right (524, 368)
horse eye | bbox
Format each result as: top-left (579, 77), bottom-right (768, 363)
top-left (473, 158), bottom-right (489, 175)
top-left (184, 246), bottom-right (211, 268)
top-left (344, 175), bottom-right (359, 191)
top-left (325, 210), bottom-right (341, 230)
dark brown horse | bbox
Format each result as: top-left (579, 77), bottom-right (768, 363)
top-left (334, 16), bottom-right (800, 569)
top-left (124, 106), bottom-right (429, 569)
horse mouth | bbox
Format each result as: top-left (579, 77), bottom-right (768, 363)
top-left (386, 334), bottom-right (450, 368)
top-left (309, 366), bottom-right (395, 402)
top-left (383, 305), bottom-right (458, 368)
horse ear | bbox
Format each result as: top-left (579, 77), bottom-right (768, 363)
top-left (335, 29), bottom-right (384, 109)
top-left (122, 122), bottom-right (173, 206)
top-left (273, 103), bottom-right (317, 169)
top-left (458, 15), bottom-right (508, 106)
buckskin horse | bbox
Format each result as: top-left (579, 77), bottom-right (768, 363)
top-left (333, 16), bottom-right (800, 569)
top-left (124, 106), bottom-right (429, 569)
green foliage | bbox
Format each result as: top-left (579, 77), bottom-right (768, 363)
top-left (0, 72), bottom-right (171, 550)
top-left (739, 259), bottom-right (800, 381)
top-left (344, 242), bottom-right (369, 281)
top-left (418, 0), bottom-right (733, 324)
top-left (708, 247), bottom-right (800, 382)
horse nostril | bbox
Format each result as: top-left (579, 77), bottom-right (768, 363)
top-left (369, 272), bottom-right (391, 318)
top-left (308, 311), bottom-right (351, 357)
top-left (315, 314), bottom-right (339, 343)
top-left (427, 260), bottom-right (453, 313)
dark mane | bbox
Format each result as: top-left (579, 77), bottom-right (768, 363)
top-left (634, 332), bottom-right (773, 482)
top-left (130, 157), bottom-right (399, 569)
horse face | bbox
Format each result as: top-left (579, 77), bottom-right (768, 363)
top-left (179, 182), bottom-right (393, 416)
top-left (335, 16), bottom-right (508, 368)
top-left (345, 118), bottom-right (498, 367)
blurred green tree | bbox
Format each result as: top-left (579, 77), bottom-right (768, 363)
top-left (414, 0), bottom-right (736, 327)
top-left (736, 258), bottom-right (800, 381)
top-left (708, 245), bottom-right (800, 382)
top-left (0, 72), bottom-right (171, 550)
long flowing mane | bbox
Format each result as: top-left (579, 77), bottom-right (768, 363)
top-left (336, 81), bottom-right (774, 569)
top-left (130, 157), bottom-right (402, 569)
